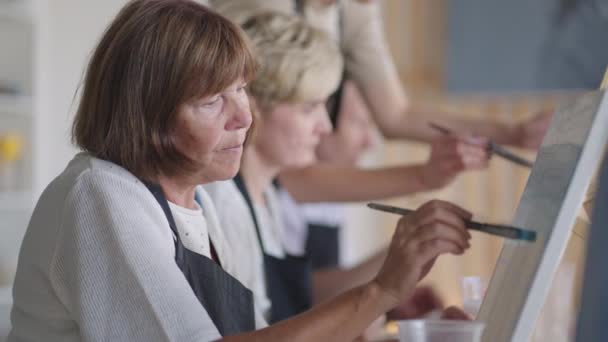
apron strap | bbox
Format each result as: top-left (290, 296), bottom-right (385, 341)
top-left (233, 174), bottom-right (268, 251)
top-left (144, 182), bottom-right (186, 267)
top-left (145, 183), bottom-right (180, 239)
top-left (193, 189), bottom-right (220, 264)
top-left (146, 183), bottom-right (222, 266)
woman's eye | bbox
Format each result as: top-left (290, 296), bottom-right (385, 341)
top-left (303, 102), bottom-right (322, 113)
top-left (202, 96), bottom-right (222, 108)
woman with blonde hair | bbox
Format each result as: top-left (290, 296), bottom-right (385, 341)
top-left (205, 10), bottom-right (475, 325)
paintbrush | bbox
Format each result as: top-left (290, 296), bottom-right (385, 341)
top-left (367, 202), bottom-right (537, 242)
top-left (429, 122), bottom-right (534, 168)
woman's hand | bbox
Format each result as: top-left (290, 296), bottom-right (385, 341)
top-left (507, 111), bottom-right (553, 149)
top-left (372, 200), bottom-right (473, 308)
top-left (385, 286), bottom-right (444, 320)
top-left (419, 135), bottom-right (490, 189)
top-left (386, 286), bottom-right (474, 321)
top-left (441, 306), bottom-right (473, 320)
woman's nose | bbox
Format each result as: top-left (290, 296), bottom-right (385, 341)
top-left (226, 96), bottom-right (252, 131)
top-left (316, 108), bottom-right (332, 135)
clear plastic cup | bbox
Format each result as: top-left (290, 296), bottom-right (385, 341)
top-left (461, 276), bottom-right (487, 318)
top-left (397, 320), bottom-right (485, 342)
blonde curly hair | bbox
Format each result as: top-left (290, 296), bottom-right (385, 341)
top-left (240, 11), bottom-right (343, 108)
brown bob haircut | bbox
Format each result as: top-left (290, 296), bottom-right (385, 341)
top-left (72, 0), bottom-right (257, 180)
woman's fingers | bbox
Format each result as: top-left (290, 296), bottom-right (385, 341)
top-left (411, 200), bottom-right (473, 238)
top-left (428, 200), bottom-right (473, 220)
top-left (433, 137), bottom-right (490, 171)
top-left (441, 306), bottom-right (474, 320)
top-left (412, 223), bottom-right (471, 251)
top-left (416, 239), bottom-right (464, 264)
top-left (405, 201), bottom-right (474, 257)
top-left (375, 200), bottom-right (475, 307)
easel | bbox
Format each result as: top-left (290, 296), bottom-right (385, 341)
top-left (580, 68), bottom-right (608, 220)
top-left (478, 70), bottom-right (608, 342)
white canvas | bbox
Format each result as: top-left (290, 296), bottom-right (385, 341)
top-left (478, 90), bottom-right (608, 342)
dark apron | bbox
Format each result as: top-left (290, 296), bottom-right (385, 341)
top-left (306, 223), bottom-right (341, 270)
top-left (233, 174), bottom-right (313, 323)
top-left (145, 183), bottom-right (256, 336)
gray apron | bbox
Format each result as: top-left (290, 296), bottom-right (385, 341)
top-left (306, 222), bottom-right (341, 270)
top-left (233, 174), bottom-right (313, 323)
top-left (146, 183), bottom-right (256, 336)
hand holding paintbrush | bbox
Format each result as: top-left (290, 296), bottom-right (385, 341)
top-left (429, 122), bottom-right (534, 168)
top-left (418, 127), bottom-right (491, 189)
top-left (372, 200), bottom-right (475, 308)
top-left (368, 202), bottom-right (536, 242)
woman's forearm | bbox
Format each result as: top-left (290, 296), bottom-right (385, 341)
top-left (279, 164), bottom-right (433, 203)
top-left (360, 78), bottom-right (512, 144)
top-left (220, 282), bottom-right (394, 342)
top-left (313, 249), bottom-right (388, 304)
top-left (382, 104), bottom-right (513, 144)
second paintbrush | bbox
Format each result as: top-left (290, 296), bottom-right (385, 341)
top-left (367, 202), bottom-right (537, 242)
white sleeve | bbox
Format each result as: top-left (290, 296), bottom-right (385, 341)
top-left (49, 169), bottom-right (221, 342)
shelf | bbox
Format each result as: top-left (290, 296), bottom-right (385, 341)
top-left (0, 190), bottom-right (33, 211)
top-left (0, 94), bottom-right (32, 116)
top-left (0, 1), bottom-right (32, 24)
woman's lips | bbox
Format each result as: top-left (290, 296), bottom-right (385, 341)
top-left (221, 144), bottom-right (243, 152)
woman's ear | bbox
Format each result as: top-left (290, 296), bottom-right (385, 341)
top-left (244, 96), bottom-right (259, 147)
top-left (247, 95), bottom-right (267, 125)
top-left (248, 95), bottom-right (259, 115)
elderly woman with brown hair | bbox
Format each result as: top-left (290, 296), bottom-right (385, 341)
top-left (8, 1), bottom-right (471, 341)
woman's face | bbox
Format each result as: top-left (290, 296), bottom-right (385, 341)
top-left (254, 99), bottom-right (332, 170)
top-left (173, 79), bottom-right (252, 183)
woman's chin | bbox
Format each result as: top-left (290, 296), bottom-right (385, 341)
top-left (285, 155), bottom-right (317, 170)
top-left (224, 165), bottom-right (242, 180)
top-left (208, 162), bottom-right (242, 182)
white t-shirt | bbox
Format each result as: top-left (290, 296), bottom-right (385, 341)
top-left (204, 180), bottom-right (288, 321)
top-left (8, 153), bottom-right (264, 342)
top-left (168, 201), bottom-right (212, 258)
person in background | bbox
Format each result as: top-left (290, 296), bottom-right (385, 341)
top-left (278, 78), bottom-right (453, 320)
top-left (205, 11), bottom-right (477, 327)
top-left (8, 1), bottom-right (473, 341)
top-left (279, 80), bottom-right (375, 273)
top-left (205, 0), bottom-right (552, 195)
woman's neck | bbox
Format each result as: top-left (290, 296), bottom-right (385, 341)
top-left (157, 175), bottom-right (198, 210)
top-left (240, 146), bottom-right (280, 204)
